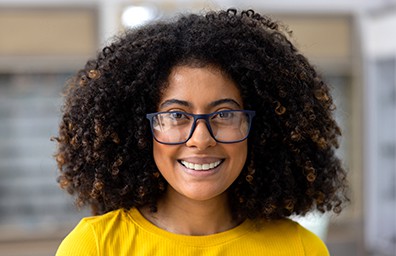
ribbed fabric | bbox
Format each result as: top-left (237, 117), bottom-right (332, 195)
top-left (56, 208), bottom-right (329, 256)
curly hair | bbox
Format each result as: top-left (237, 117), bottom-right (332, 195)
top-left (54, 8), bottom-right (348, 219)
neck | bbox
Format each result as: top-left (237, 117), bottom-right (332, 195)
top-left (140, 188), bottom-right (240, 235)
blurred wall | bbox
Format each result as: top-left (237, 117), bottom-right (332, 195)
top-left (0, 7), bottom-right (97, 72)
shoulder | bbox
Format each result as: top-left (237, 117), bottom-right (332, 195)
top-left (294, 220), bottom-right (330, 256)
top-left (56, 208), bottom-right (134, 256)
top-left (81, 208), bottom-right (131, 229)
top-left (281, 218), bottom-right (330, 256)
top-left (248, 218), bottom-right (329, 255)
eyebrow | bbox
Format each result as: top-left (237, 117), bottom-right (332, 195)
top-left (159, 99), bottom-right (191, 109)
top-left (209, 99), bottom-right (241, 108)
top-left (159, 98), bottom-right (241, 109)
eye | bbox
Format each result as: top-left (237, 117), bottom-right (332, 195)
top-left (217, 111), bottom-right (234, 119)
top-left (169, 112), bottom-right (187, 120)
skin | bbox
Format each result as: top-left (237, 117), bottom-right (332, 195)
top-left (141, 65), bottom-right (248, 235)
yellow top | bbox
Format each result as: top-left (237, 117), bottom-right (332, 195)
top-left (56, 208), bottom-right (329, 256)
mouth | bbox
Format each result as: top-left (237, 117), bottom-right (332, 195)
top-left (179, 160), bottom-right (223, 171)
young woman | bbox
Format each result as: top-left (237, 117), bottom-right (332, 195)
top-left (55, 8), bottom-right (348, 255)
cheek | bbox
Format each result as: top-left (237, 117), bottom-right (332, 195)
top-left (153, 141), bottom-right (177, 171)
top-left (238, 144), bottom-right (248, 169)
top-left (228, 141), bottom-right (248, 175)
top-left (153, 142), bottom-right (165, 169)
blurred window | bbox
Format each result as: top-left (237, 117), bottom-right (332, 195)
top-left (367, 58), bottom-right (396, 255)
top-left (0, 73), bottom-right (88, 239)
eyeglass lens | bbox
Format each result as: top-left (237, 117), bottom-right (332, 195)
top-left (151, 111), bottom-right (252, 144)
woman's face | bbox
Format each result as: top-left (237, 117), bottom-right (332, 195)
top-left (153, 65), bottom-right (248, 202)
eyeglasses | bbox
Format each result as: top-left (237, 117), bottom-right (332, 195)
top-left (146, 110), bottom-right (255, 145)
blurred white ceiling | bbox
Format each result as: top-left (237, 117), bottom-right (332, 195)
top-left (0, 0), bottom-right (395, 14)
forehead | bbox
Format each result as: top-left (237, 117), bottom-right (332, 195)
top-left (158, 65), bottom-right (243, 110)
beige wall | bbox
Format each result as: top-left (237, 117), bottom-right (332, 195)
top-left (275, 14), bottom-right (352, 74)
top-left (0, 8), bottom-right (97, 72)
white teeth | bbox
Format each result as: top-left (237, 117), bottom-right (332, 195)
top-left (181, 160), bottom-right (222, 171)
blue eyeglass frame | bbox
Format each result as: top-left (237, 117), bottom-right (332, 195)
top-left (146, 110), bottom-right (256, 145)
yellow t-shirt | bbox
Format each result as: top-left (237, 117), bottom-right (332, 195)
top-left (56, 208), bottom-right (329, 256)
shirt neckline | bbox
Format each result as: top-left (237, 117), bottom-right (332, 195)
top-left (126, 207), bottom-right (255, 247)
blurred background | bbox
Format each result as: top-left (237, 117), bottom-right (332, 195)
top-left (0, 0), bottom-right (395, 255)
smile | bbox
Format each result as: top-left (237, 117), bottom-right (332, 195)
top-left (180, 160), bottom-right (222, 171)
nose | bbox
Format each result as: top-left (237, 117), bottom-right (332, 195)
top-left (185, 120), bottom-right (216, 150)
